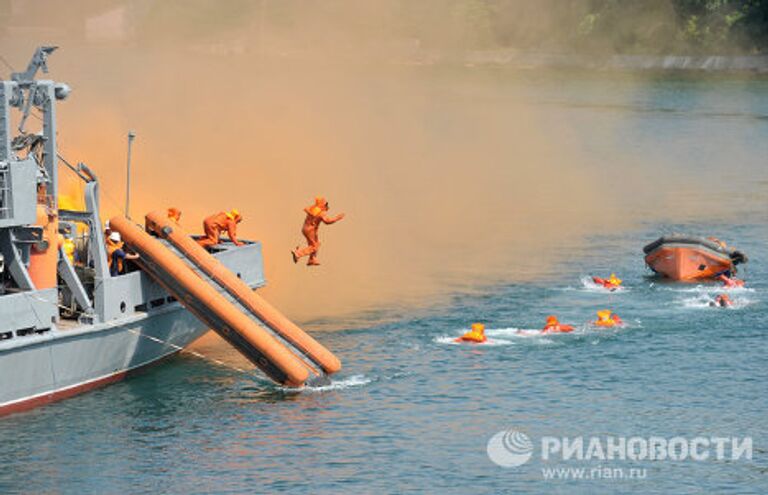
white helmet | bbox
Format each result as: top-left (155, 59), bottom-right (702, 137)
top-left (109, 231), bottom-right (121, 243)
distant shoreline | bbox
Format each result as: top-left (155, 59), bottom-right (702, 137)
top-left (454, 51), bottom-right (768, 74)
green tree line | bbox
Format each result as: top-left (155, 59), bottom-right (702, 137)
top-left (135, 0), bottom-right (768, 54)
top-left (393, 0), bottom-right (768, 54)
top-left (5, 0), bottom-right (764, 55)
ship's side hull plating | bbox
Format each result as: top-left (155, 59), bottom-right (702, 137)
top-left (0, 305), bottom-right (207, 416)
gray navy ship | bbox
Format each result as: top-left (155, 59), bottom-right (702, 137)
top-left (0, 47), bottom-right (340, 416)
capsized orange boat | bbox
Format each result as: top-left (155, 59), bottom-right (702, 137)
top-left (643, 234), bottom-right (747, 281)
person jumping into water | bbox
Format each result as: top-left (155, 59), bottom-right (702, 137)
top-left (292, 197), bottom-right (345, 266)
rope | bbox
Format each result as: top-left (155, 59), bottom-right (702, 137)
top-left (0, 54), bottom-right (14, 76)
top-left (10, 287), bottom-right (247, 373)
top-left (124, 327), bottom-right (248, 373)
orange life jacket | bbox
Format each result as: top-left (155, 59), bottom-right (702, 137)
top-left (456, 331), bottom-right (487, 343)
top-left (106, 239), bottom-right (124, 273)
top-left (542, 324), bottom-right (574, 333)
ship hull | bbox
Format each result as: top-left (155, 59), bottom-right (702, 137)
top-left (0, 237), bottom-right (265, 417)
top-left (644, 244), bottom-right (734, 281)
top-left (0, 304), bottom-right (209, 416)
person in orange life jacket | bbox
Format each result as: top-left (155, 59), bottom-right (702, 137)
top-left (197, 209), bottom-right (244, 248)
top-left (592, 273), bottom-right (622, 290)
top-left (167, 207), bottom-right (182, 223)
top-left (292, 197), bottom-right (345, 266)
top-left (106, 232), bottom-right (139, 276)
top-left (593, 309), bottom-right (623, 328)
top-left (541, 315), bottom-right (574, 334)
top-left (455, 323), bottom-right (487, 343)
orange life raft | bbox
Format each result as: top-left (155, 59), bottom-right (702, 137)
top-left (643, 235), bottom-right (747, 281)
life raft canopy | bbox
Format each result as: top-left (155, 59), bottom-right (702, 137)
top-left (642, 234), bottom-right (748, 265)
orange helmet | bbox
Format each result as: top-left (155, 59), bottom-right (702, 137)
top-left (546, 315), bottom-right (558, 326)
top-left (471, 322), bottom-right (485, 335)
top-left (596, 309), bottom-right (612, 321)
top-left (226, 209), bottom-right (242, 222)
top-left (307, 197), bottom-right (329, 217)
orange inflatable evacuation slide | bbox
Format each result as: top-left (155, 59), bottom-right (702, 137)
top-left (110, 216), bottom-right (340, 387)
top-left (144, 210), bottom-right (341, 375)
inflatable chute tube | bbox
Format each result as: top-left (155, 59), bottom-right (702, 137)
top-left (145, 210), bottom-right (341, 375)
top-left (109, 216), bottom-right (310, 387)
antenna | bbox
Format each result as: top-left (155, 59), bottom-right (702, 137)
top-left (125, 131), bottom-right (135, 219)
top-left (11, 46), bottom-right (57, 84)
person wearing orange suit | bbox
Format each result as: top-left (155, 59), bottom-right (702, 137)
top-left (455, 323), bottom-right (487, 343)
top-left (718, 273), bottom-right (744, 288)
top-left (292, 197), bottom-right (345, 266)
top-left (167, 207), bottom-right (182, 223)
top-left (593, 309), bottom-right (623, 328)
top-left (592, 273), bottom-right (622, 290)
top-left (541, 315), bottom-right (575, 334)
top-left (197, 209), bottom-right (244, 248)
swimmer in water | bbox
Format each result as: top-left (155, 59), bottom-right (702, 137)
top-left (718, 274), bottom-right (745, 289)
top-left (541, 315), bottom-right (575, 334)
top-left (592, 273), bottom-right (622, 291)
top-left (593, 309), bottom-right (623, 328)
top-left (709, 294), bottom-right (733, 308)
top-left (455, 323), bottom-right (487, 343)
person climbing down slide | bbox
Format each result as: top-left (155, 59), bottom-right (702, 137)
top-left (710, 294), bottom-right (733, 308)
top-left (455, 323), bottom-right (487, 343)
top-left (593, 309), bottom-right (623, 328)
top-left (592, 273), bottom-right (622, 290)
top-left (197, 209), bottom-right (244, 248)
top-left (718, 274), bottom-right (744, 288)
top-left (292, 197), bottom-right (345, 266)
top-left (541, 316), bottom-right (574, 334)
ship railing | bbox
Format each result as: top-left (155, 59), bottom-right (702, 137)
top-left (0, 165), bottom-right (10, 220)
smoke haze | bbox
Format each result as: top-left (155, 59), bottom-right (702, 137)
top-left (0, 2), bottom-right (740, 325)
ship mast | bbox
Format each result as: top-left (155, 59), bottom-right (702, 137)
top-left (8, 46), bottom-right (70, 205)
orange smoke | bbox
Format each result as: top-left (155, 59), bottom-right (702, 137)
top-left (0, 11), bottom-right (734, 326)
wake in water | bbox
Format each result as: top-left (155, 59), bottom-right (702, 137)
top-left (433, 326), bottom-right (596, 347)
top-left (679, 295), bottom-right (754, 310)
top-left (435, 321), bottom-right (637, 348)
top-left (653, 283), bottom-right (755, 294)
top-left (276, 374), bottom-right (372, 393)
top-left (300, 375), bottom-right (372, 392)
top-left (433, 335), bottom-right (515, 346)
